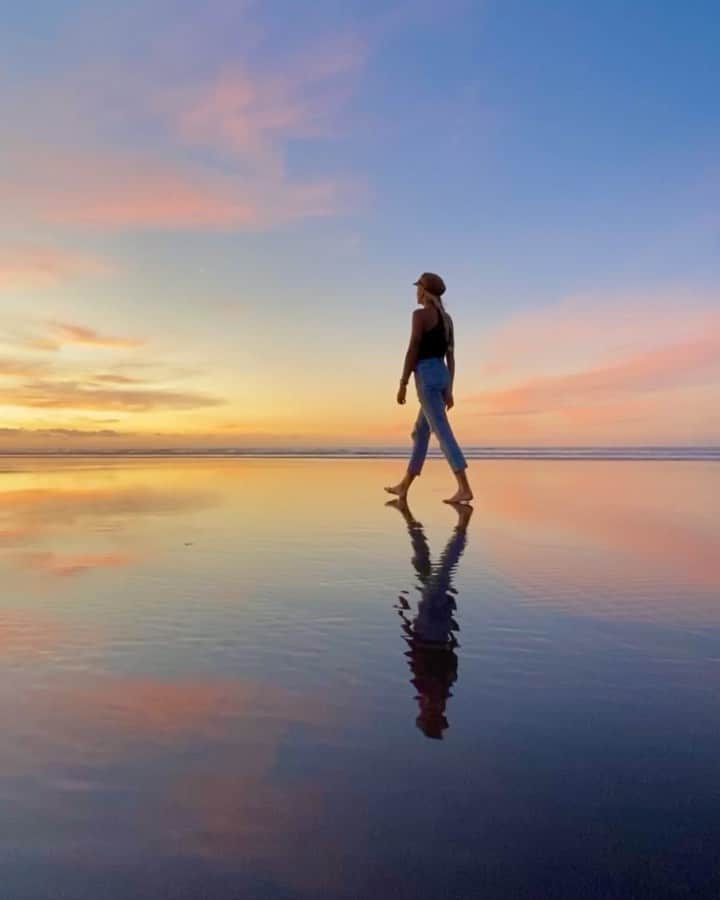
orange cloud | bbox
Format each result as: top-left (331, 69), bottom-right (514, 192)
top-left (4, 320), bottom-right (143, 352)
top-left (1, 379), bottom-right (223, 411)
top-left (0, 245), bottom-right (108, 289)
top-left (0, 426), bottom-right (121, 439)
top-left (49, 321), bottom-right (143, 349)
top-left (90, 373), bottom-right (145, 384)
top-left (0, 357), bottom-right (47, 377)
top-left (0, 524), bottom-right (40, 545)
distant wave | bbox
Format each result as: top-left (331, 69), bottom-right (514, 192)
top-left (1, 447), bottom-right (719, 460)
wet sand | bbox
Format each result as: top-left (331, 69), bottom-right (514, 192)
top-left (1, 457), bottom-right (719, 899)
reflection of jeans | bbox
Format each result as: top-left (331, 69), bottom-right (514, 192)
top-left (410, 523), bottom-right (465, 643)
top-left (408, 358), bottom-right (467, 475)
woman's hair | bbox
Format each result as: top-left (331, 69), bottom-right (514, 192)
top-left (422, 289), bottom-right (454, 351)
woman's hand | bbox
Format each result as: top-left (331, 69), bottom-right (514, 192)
top-left (444, 389), bottom-right (454, 410)
top-left (397, 382), bottom-right (407, 405)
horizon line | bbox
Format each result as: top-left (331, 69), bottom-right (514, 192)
top-left (0, 445), bottom-right (718, 461)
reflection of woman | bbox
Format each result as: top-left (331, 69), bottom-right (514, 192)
top-left (388, 497), bottom-right (472, 740)
top-left (385, 272), bottom-right (473, 504)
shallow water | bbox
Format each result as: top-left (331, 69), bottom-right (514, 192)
top-left (1, 457), bottom-right (719, 899)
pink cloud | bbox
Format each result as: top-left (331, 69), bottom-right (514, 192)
top-left (468, 331), bottom-right (720, 416)
top-left (2, 147), bottom-right (348, 230)
top-left (164, 36), bottom-right (366, 164)
top-left (8, 151), bottom-right (256, 228)
top-left (0, 25), bottom-right (366, 232)
top-left (476, 292), bottom-right (720, 377)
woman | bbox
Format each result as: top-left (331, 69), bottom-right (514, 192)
top-left (385, 272), bottom-right (473, 503)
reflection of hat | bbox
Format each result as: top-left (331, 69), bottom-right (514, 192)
top-left (413, 272), bottom-right (446, 296)
top-left (408, 642), bottom-right (458, 740)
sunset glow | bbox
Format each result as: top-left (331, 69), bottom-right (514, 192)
top-left (1, 1), bottom-right (718, 450)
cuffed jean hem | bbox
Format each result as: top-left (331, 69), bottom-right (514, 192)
top-left (407, 358), bottom-right (467, 476)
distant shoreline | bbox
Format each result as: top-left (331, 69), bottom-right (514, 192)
top-left (0, 447), bottom-right (718, 461)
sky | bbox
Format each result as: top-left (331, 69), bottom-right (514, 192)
top-left (0, 0), bottom-right (718, 450)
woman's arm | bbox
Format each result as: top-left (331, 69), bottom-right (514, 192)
top-left (397, 309), bottom-right (425, 404)
top-left (446, 348), bottom-right (455, 389)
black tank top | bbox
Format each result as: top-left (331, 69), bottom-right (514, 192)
top-left (417, 310), bottom-right (449, 360)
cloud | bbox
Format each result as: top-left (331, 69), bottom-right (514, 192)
top-left (90, 373), bottom-right (145, 384)
top-left (4, 319), bottom-right (144, 352)
top-left (476, 292), bottom-right (720, 378)
top-left (2, 146), bottom-right (348, 230)
top-left (0, 20), bottom-right (366, 232)
top-left (0, 245), bottom-right (108, 289)
top-left (468, 332), bottom-right (720, 417)
top-left (49, 321), bottom-right (144, 349)
top-left (162, 35), bottom-right (366, 165)
top-left (0, 323), bottom-right (224, 415)
top-left (459, 291), bottom-right (720, 443)
top-left (0, 357), bottom-right (48, 377)
top-left (0, 2), bottom-right (468, 238)
top-left (29, 157), bottom-right (256, 228)
top-left (0, 427), bottom-right (121, 438)
top-left (1, 379), bottom-right (223, 412)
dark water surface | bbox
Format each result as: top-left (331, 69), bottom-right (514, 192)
top-left (1, 458), bottom-right (718, 899)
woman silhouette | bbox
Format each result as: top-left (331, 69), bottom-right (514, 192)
top-left (388, 497), bottom-right (472, 740)
top-left (385, 273), bottom-right (473, 503)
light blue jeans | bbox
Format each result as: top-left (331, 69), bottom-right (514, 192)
top-left (408, 357), bottom-right (467, 476)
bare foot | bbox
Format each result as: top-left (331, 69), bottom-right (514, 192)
top-left (384, 483), bottom-right (408, 498)
top-left (443, 489), bottom-right (473, 504)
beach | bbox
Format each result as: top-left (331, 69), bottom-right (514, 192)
top-left (1, 455), bottom-right (719, 899)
